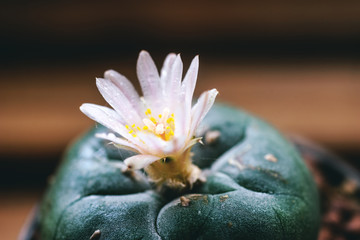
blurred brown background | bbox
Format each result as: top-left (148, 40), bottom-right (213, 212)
top-left (1, 1), bottom-right (360, 239)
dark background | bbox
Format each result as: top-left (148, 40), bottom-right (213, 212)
top-left (1, 1), bottom-right (360, 238)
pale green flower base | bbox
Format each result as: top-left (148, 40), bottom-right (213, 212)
top-left (39, 104), bottom-right (319, 239)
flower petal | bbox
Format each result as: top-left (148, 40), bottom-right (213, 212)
top-left (181, 55), bottom-right (199, 108)
top-left (80, 103), bottom-right (148, 148)
top-left (96, 77), bottom-right (143, 126)
top-left (160, 53), bottom-right (176, 95)
top-left (178, 55), bottom-right (199, 136)
top-left (190, 89), bottom-right (218, 136)
top-left (136, 50), bottom-right (161, 110)
top-left (137, 131), bottom-right (175, 155)
top-left (173, 105), bottom-right (187, 138)
top-left (95, 133), bottom-right (139, 153)
top-left (80, 103), bottom-right (127, 134)
top-left (168, 54), bottom-right (183, 103)
top-left (124, 154), bottom-right (160, 170)
top-left (104, 70), bottom-right (143, 114)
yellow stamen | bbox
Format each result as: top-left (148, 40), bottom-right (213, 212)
top-left (150, 117), bottom-right (157, 124)
top-left (130, 108), bottom-right (176, 141)
top-left (143, 118), bottom-right (156, 130)
top-left (145, 108), bottom-right (151, 115)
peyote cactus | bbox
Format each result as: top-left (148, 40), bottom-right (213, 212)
top-left (39, 104), bottom-right (319, 239)
top-left (38, 51), bottom-right (319, 239)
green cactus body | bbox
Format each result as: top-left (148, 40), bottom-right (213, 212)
top-left (39, 104), bottom-right (319, 239)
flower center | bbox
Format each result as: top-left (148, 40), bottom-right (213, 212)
top-left (125, 108), bottom-right (175, 141)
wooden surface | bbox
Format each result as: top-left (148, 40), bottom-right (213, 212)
top-left (1, 60), bottom-right (359, 157)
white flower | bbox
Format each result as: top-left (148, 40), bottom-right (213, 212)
top-left (80, 50), bottom-right (218, 188)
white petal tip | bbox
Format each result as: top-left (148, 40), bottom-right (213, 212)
top-left (211, 88), bottom-right (219, 94)
top-left (79, 104), bottom-right (86, 112)
top-left (126, 164), bottom-right (134, 171)
top-left (139, 50), bottom-right (150, 57)
top-left (208, 88), bottom-right (219, 99)
top-left (104, 69), bottom-right (117, 78)
top-left (124, 159), bottom-right (134, 170)
top-left (79, 103), bottom-right (93, 114)
top-left (124, 155), bottom-right (160, 170)
top-left (95, 78), bottom-right (102, 85)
